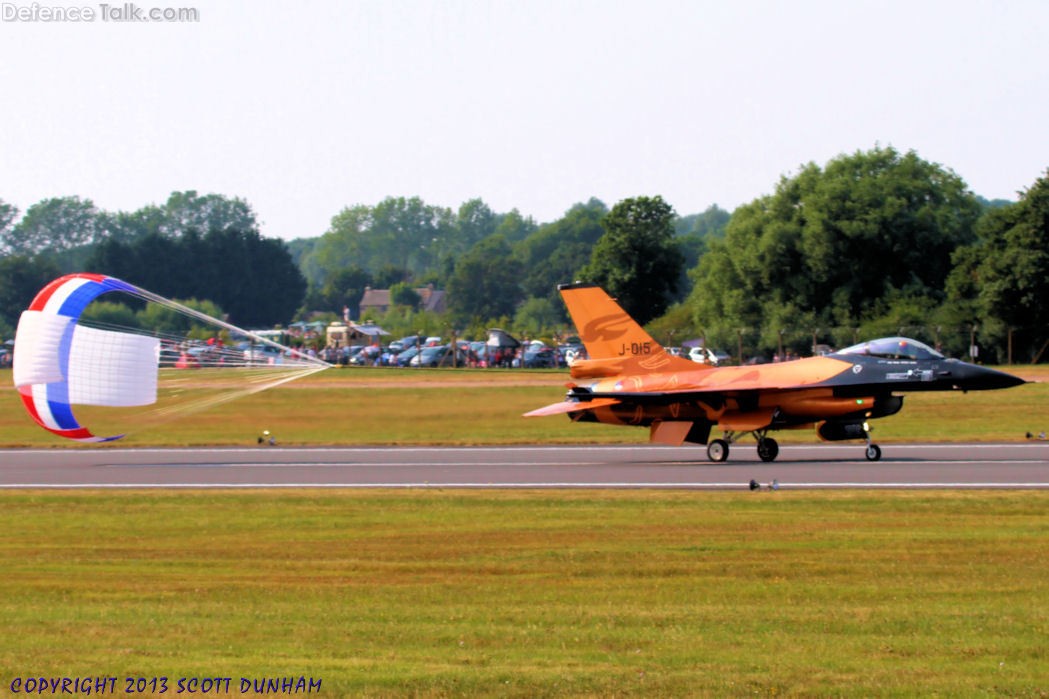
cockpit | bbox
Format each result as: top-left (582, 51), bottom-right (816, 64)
top-left (835, 337), bottom-right (944, 360)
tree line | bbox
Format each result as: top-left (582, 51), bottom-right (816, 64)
top-left (674, 148), bottom-right (1047, 363)
top-left (0, 192), bottom-right (304, 335)
top-left (2, 146), bottom-right (1046, 363)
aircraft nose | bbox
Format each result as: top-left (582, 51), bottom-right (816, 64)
top-left (952, 363), bottom-right (1026, 390)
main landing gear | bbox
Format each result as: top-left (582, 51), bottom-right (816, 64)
top-left (705, 430), bottom-right (779, 463)
top-left (704, 425), bottom-right (883, 462)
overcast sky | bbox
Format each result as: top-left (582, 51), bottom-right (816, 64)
top-left (3, 0), bottom-right (1048, 240)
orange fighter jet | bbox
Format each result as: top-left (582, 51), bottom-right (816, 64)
top-left (525, 283), bottom-right (1026, 462)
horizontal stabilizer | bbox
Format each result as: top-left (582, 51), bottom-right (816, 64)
top-left (523, 397), bottom-right (621, 418)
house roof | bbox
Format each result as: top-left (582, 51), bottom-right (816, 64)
top-left (350, 323), bottom-right (390, 337)
top-left (360, 289), bottom-right (391, 307)
top-left (360, 287), bottom-right (447, 314)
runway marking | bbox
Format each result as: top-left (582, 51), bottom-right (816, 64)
top-left (99, 461), bottom-right (608, 468)
top-left (4, 443), bottom-right (1048, 455)
top-left (5, 482), bottom-right (1049, 490)
top-left (94, 459), bottom-right (1049, 468)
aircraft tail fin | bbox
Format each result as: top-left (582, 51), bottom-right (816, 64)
top-left (559, 283), bottom-right (700, 377)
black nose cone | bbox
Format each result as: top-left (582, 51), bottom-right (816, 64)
top-left (954, 363), bottom-right (1026, 390)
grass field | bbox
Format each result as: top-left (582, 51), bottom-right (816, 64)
top-left (1, 365), bottom-right (1047, 448)
top-left (2, 490), bottom-right (1049, 696)
top-left (2, 367), bottom-right (1048, 695)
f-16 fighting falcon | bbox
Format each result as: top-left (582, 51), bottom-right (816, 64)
top-left (525, 283), bottom-right (1025, 462)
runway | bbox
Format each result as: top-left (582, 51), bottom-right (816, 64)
top-left (1, 442), bottom-right (1048, 489)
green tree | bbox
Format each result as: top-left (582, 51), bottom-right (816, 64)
top-left (79, 300), bottom-right (142, 330)
top-left (0, 255), bottom-right (61, 331)
top-left (137, 298), bottom-right (226, 336)
top-left (456, 198), bottom-right (497, 248)
top-left (494, 208), bottom-right (538, 243)
top-left (0, 199), bottom-right (18, 250)
top-left (107, 205), bottom-right (168, 244)
top-left (447, 235), bottom-right (523, 323)
top-left (947, 170), bottom-right (1049, 361)
top-left (313, 267), bottom-right (372, 319)
top-left (198, 228), bottom-right (305, 326)
top-left (689, 146), bottom-right (980, 352)
top-left (514, 198), bottom-right (607, 302)
top-left (644, 302), bottom-right (704, 348)
top-left (285, 237), bottom-right (317, 268)
top-left (89, 232), bottom-right (191, 299)
top-left (513, 297), bottom-right (562, 338)
top-left (370, 196), bottom-right (454, 274)
top-left (305, 197), bottom-right (455, 285)
top-left (2, 196), bottom-right (109, 256)
top-left (160, 191), bottom-right (258, 238)
top-left (373, 265), bottom-right (411, 289)
top-left (305, 204), bottom-right (371, 285)
top-left (87, 227), bottom-right (305, 327)
top-left (389, 282), bottom-right (422, 309)
top-left (674, 204), bottom-right (730, 238)
top-left (579, 195), bottom-right (684, 325)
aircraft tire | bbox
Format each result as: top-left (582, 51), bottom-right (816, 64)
top-left (757, 438), bottom-right (779, 462)
top-left (707, 439), bottom-right (729, 462)
top-left (865, 444), bottom-right (882, 461)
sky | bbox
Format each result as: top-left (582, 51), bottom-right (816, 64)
top-left (2, 0), bottom-right (1048, 241)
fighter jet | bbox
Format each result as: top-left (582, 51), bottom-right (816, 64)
top-left (524, 283), bottom-right (1025, 462)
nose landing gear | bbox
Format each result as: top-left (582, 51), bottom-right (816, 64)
top-left (863, 422), bottom-right (881, 461)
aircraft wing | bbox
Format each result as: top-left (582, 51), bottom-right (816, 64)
top-left (522, 397), bottom-right (622, 418)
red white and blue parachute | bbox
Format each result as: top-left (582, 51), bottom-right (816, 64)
top-left (14, 274), bottom-right (154, 442)
top-left (12, 273), bottom-right (329, 443)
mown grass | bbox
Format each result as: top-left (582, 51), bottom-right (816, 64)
top-left (2, 490), bottom-right (1049, 695)
top-left (1, 367), bottom-right (1047, 447)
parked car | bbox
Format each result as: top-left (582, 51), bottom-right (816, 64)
top-left (523, 346), bottom-right (558, 368)
top-left (688, 347), bottom-right (720, 365)
top-left (468, 340), bottom-right (487, 360)
top-left (350, 345), bottom-right (382, 365)
top-left (411, 345), bottom-right (455, 367)
top-left (395, 347), bottom-right (420, 366)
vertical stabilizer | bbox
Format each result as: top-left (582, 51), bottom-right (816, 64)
top-left (559, 283), bottom-right (700, 376)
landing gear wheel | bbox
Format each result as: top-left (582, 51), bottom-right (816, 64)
top-left (865, 443), bottom-right (882, 461)
top-left (707, 439), bottom-right (729, 462)
top-left (757, 438), bottom-right (779, 462)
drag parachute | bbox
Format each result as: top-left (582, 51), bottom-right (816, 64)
top-left (12, 273), bottom-right (330, 442)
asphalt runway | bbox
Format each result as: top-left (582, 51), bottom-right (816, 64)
top-left (1, 442), bottom-right (1048, 489)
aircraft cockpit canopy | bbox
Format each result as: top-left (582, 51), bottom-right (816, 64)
top-left (836, 337), bottom-right (944, 360)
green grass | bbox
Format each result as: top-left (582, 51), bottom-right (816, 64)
top-left (3, 368), bottom-right (1048, 695)
top-left (2, 490), bottom-right (1049, 695)
top-left (1, 366), bottom-right (1046, 448)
